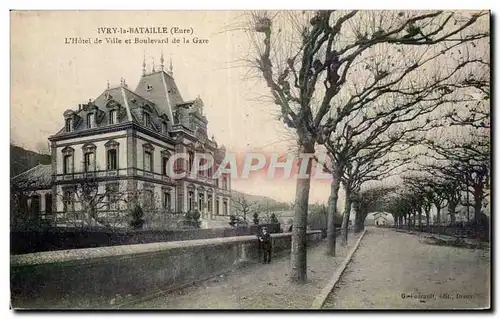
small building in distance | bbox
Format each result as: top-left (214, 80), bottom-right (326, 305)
top-left (365, 212), bottom-right (394, 227)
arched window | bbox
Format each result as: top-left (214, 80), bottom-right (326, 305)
top-left (62, 147), bottom-right (74, 174)
top-left (45, 193), bottom-right (52, 214)
top-left (198, 191), bottom-right (205, 211)
top-left (188, 151), bottom-right (194, 173)
top-left (63, 188), bottom-right (75, 212)
top-left (162, 189), bottom-right (172, 211)
top-left (65, 118), bottom-right (73, 132)
top-left (207, 193), bottom-right (213, 213)
top-left (82, 143), bottom-right (96, 172)
top-left (109, 110), bottom-right (118, 125)
top-left (187, 187), bottom-right (195, 212)
top-left (105, 140), bottom-right (120, 170)
top-left (87, 113), bottom-right (96, 128)
top-left (30, 194), bottom-right (41, 217)
top-left (144, 112), bottom-right (151, 127)
top-left (161, 150), bottom-right (171, 176)
top-left (143, 143), bottom-right (154, 173)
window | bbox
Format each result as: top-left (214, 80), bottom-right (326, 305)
top-left (198, 192), bottom-right (205, 211)
top-left (45, 193), bottom-right (52, 214)
top-left (105, 140), bottom-right (119, 170)
top-left (65, 118), bottom-right (73, 132)
top-left (144, 112), bottom-right (151, 127)
top-left (107, 149), bottom-right (117, 170)
top-left (63, 189), bottom-right (74, 211)
top-left (87, 113), bottom-right (96, 128)
top-left (144, 151), bottom-right (153, 172)
top-left (222, 176), bottom-right (228, 190)
top-left (109, 110), bottom-right (118, 124)
top-left (106, 184), bottom-right (119, 210)
top-left (84, 152), bottom-right (95, 172)
top-left (223, 200), bottom-right (228, 215)
top-left (207, 164), bottom-right (213, 178)
top-left (163, 191), bottom-right (171, 210)
top-left (207, 194), bottom-right (213, 213)
top-left (216, 177), bottom-right (220, 188)
top-left (30, 195), bottom-right (41, 216)
top-left (199, 158), bottom-right (206, 177)
top-left (144, 189), bottom-right (154, 209)
top-left (63, 154), bottom-right (73, 174)
top-left (162, 156), bottom-right (169, 175)
top-left (215, 198), bottom-right (220, 215)
top-left (188, 190), bottom-right (194, 211)
top-left (162, 122), bottom-right (168, 134)
top-left (188, 151), bottom-right (194, 173)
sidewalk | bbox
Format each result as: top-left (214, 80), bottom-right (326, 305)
top-left (395, 228), bottom-right (489, 249)
top-left (323, 227), bottom-right (490, 309)
top-left (128, 232), bottom-right (361, 309)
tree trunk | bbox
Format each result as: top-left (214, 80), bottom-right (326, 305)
top-left (326, 170), bottom-right (341, 256)
top-left (407, 213), bottom-right (411, 231)
top-left (354, 209), bottom-right (363, 233)
top-left (418, 211), bottom-right (423, 232)
top-left (436, 207), bottom-right (441, 234)
top-left (290, 143), bottom-right (314, 284)
top-left (341, 189), bottom-right (352, 246)
top-left (473, 185), bottom-right (483, 222)
top-left (426, 212), bottom-right (430, 228)
top-left (449, 202), bottom-right (457, 227)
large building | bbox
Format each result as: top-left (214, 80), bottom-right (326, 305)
top-left (12, 57), bottom-right (232, 229)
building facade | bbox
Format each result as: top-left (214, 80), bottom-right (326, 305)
top-left (12, 59), bottom-right (231, 228)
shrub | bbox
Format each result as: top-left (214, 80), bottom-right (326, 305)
top-left (129, 204), bottom-right (145, 229)
top-left (253, 212), bottom-right (260, 225)
top-left (270, 213), bottom-right (279, 224)
top-left (229, 215), bottom-right (237, 227)
top-left (185, 210), bottom-right (201, 228)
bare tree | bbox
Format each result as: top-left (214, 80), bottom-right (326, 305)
top-left (243, 9), bottom-right (488, 282)
top-left (231, 195), bottom-right (261, 223)
top-left (351, 185), bottom-right (396, 233)
top-left (57, 172), bottom-right (129, 229)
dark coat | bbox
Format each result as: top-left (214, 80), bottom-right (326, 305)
top-left (259, 232), bottom-right (272, 249)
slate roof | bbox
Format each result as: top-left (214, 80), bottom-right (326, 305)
top-left (11, 164), bottom-right (52, 190)
top-left (135, 71), bottom-right (183, 123)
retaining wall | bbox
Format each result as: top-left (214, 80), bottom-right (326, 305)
top-left (11, 230), bottom-right (322, 309)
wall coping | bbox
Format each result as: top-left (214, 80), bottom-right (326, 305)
top-left (11, 231), bottom-right (321, 267)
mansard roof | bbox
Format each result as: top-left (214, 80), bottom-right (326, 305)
top-left (11, 164), bottom-right (52, 190)
top-left (135, 70), bottom-right (183, 124)
top-left (51, 68), bottom-right (223, 153)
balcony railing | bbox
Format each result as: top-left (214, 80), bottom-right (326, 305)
top-left (56, 169), bottom-right (227, 190)
top-left (55, 169), bottom-right (126, 181)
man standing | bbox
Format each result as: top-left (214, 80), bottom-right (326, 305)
top-left (258, 227), bottom-right (272, 264)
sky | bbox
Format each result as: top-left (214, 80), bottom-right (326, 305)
top-left (10, 10), bottom-right (337, 204)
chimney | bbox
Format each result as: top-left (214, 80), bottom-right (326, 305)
top-left (78, 104), bottom-right (82, 111)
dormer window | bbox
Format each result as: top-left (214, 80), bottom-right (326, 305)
top-left (144, 112), bottom-right (151, 127)
top-left (162, 122), bottom-right (168, 134)
top-left (65, 118), bottom-right (73, 132)
top-left (87, 113), bottom-right (96, 128)
top-left (109, 110), bottom-right (118, 125)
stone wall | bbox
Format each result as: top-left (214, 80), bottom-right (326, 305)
top-left (11, 230), bottom-right (322, 309)
top-left (10, 223), bottom-right (282, 255)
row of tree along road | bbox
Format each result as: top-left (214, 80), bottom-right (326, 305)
top-left (236, 10), bottom-right (490, 283)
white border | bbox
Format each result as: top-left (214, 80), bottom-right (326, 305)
top-left (3, 1), bottom-right (497, 319)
